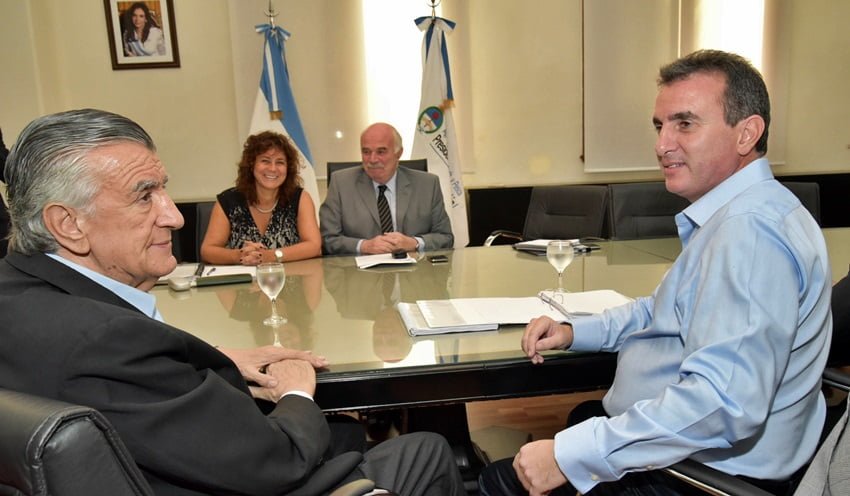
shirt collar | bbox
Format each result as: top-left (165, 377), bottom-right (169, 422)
top-left (45, 253), bottom-right (162, 321)
top-left (373, 170), bottom-right (398, 194)
top-left (677, 157), bottom-right (773, 232)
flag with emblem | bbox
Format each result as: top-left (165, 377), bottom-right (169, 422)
top-left (410, 16), bottom-right (469, 248)
top-left (250, 21), bottom-right (320, 216)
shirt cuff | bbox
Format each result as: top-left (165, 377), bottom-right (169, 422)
top-left (554, 418), bottom-right (617, 493)
top-left (569, 315), bottom-right (606, 352)
top-left (355, 239), bottom-right (363, 255)
top-left (280, 390), bottom-right (315, 402)
top-left (414, 236), bottom-right (425, 253)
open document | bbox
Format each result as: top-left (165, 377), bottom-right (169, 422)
top-left (397, 289), bottom-right (633, 336)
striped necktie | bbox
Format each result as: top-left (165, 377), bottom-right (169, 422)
top-left (377, 185), bottom-right (393, 233)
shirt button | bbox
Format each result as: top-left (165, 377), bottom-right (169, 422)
top-left (590, 474), bottom-right (599, 481)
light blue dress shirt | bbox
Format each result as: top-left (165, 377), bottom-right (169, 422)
top-left (45, 253), bottom-right (163, 322)
top-left (557, 158), bottom-right (832, 493)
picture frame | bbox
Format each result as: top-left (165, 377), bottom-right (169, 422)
top-left (103, 0), bottom-right (180, 70)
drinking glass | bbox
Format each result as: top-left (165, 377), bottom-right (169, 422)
top-left (257, 262), bottom-right (287, 326)
top-left (546, 240), bottom-right (575, 293)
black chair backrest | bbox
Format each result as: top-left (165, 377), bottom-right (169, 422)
top-left (607, 182), bottom-right (690, 240)
top-left (326, 159), bottom-right (428, 186)
top-left (195, 201), bottom-right (215, 262)
top-left (781, 181), bottom-right (821, 225)
top-left (521, 185), bottom-right (609, 240)
top-left (0, 388), bottom-right (154, 495)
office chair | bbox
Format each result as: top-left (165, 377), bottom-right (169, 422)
top-left (326, 159), bottom-right (428, 186)
top-left (0, 388), bottom-right (388, 496)
top-left (660, 369), bottom-right (850, 496)
top-left (484, 185), bottom-right (609, 246)
top-left (607, 182), bottom-right (690, 240)
top-left (781, 181), bottom-right (821, 225)
top-left (0, 388), bottom-right (154, 495)
top-left (195, 200), bottom-right (215, 262)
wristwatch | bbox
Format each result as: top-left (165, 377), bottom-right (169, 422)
top-left (274, 248), bottom-right (284, 262)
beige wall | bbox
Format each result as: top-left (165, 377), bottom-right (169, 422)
top-left (2, 0), bottom-right (848, 203)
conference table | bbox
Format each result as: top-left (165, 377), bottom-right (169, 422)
top-left (152, 228), bottom-right (850, 414)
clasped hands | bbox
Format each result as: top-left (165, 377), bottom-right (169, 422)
top-left (217, 345), bottom-right (328, 402)
top-left (361, 232), bottom-right (417, 254)
top-left (239, 241), bottom-right (266, 266)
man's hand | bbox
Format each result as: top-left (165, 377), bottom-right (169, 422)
top-left (362, 233), bottom-right (417, 254)
top-left (381, 232), bottom-right (417, 251)
top-left (218, 345), bottom-right (328, 389)
top-left (267, 359), bottom-right (317, 396)
top-left (522, 317), bottom-right (573, 364)
top-left (513, 440), bottom-right (568, 496)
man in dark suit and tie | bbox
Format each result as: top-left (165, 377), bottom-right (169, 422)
top-left (0, 109), bottom-right (465, 496)
top-left (320, 122), bottom-right (454, 255)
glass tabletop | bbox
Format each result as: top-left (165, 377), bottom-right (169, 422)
top-left (152, 243), bottom-right (675, 375)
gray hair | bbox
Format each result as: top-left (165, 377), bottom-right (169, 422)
top-left (390, 126), bottom-right (403, 153)
top-left (5, 109), bottom-right (155, 254)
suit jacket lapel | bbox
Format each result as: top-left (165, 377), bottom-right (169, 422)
top-left (355, 171), bottom-right (382, 230)
top-left (5, 251), bottom-right (142, 315)
top-left (6, 251), bottom-right (250, 391)
top-left (395, 168), bottom-right (412, 232)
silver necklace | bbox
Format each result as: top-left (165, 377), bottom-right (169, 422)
top-left (254, 201), bottom-right (278, 214)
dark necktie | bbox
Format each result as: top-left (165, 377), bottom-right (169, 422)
top-left (377, 185), bottom-right (393, 233)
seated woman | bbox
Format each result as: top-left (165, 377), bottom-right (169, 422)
top-left (201, 131), bottom-right (321, 265)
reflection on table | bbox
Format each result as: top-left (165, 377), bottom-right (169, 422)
top-left (153, 242), bottom-right (674, 410)
top-left (152, 229), bottom-right (850, 411)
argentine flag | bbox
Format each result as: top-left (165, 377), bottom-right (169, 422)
top-left (251, 23), bottom-right (320, 217)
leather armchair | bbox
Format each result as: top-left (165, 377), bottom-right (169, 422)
top-left (484, 185), bottom-right (609, 246)
top-left (0, 388), bottom-right (154, 495)
top-left (326, 159), bottom-right (427, 186)
top-left (0, 389), bottom-right (388, 496)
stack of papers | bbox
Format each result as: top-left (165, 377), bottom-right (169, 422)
top-left (513, 239), bottom-right (600, 255)
top-left (397, 302), bottom-right (498, 336)
top-left (156, 264), bottom-right (255, 285)
top-left (355, 253), bottom-right (417, 269)
top-left (513, 239), bottom-right (578, 253)
top-left (397, 289), bottom-right (633, 336)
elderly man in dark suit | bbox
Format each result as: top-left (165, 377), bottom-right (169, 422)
top-left (0, 108), bottom-right (465, 496)
top-left (320, 122), bottom-right (453, 255)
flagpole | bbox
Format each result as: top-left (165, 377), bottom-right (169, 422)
top-left (250, 1), bottom-right (321, 218)
top-left (411, 11), bottom-right (470, 248)
top-left (428, 0), bottom-right (439, 20)
top-left (265, 1), bottom-right (277, 28)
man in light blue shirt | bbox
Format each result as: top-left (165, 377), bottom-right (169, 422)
top-left (480, 50), bottom-right (832, 496)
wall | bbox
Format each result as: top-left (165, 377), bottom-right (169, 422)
top-left (1, 0), bottom-right (848, 204)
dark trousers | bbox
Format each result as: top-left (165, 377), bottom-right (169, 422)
top-left (347, 431), bottom-right (467, 496)
top-left (478, 400), bottom-right (800, 496)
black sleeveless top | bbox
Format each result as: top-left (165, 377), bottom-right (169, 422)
top-left (217, 187), bottom-right (302, 249)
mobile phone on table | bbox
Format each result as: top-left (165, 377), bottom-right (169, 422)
top-left (428, 255), bottom-right (449, 264)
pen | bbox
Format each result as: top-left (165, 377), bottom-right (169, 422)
top-left (205, 267), bottom-right (216, 276)
top-left (193, 263), bottom-right (205, 279)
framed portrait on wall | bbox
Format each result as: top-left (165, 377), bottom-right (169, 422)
top-left (103, 0), bottom-right (180, 70)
